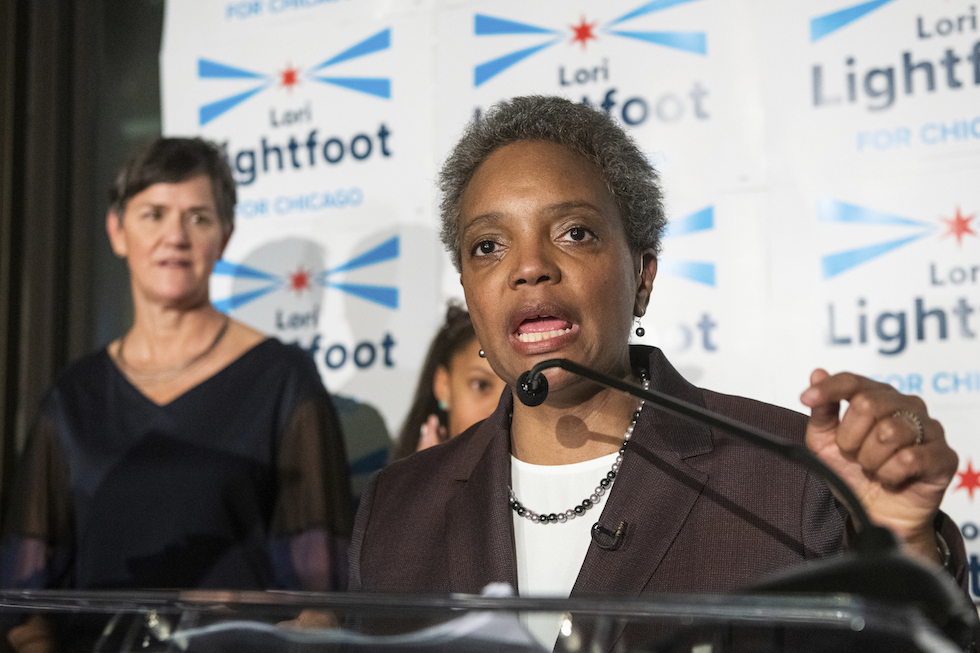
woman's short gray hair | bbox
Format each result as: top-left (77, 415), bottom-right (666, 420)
top-left (438, 95), bottom-right (666, 271)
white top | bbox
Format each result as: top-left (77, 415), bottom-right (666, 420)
top-left (511, 452), bottom-right (619, 649)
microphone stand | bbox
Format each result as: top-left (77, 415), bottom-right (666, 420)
top-left (518, 358), bottom-right (979, 650)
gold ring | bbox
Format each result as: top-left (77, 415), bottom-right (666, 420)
top-left (893, 410), bottom-right (924, 445)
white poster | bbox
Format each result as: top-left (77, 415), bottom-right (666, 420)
top-left (162, 1), bottom-right (444, 486)
top-left (161, 0), bottom-right (980, 598)
top-left (758, 0), bottom-right (980, 593)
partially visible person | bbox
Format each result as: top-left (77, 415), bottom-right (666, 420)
top-left (1, 138), bottom-right (353, 651)
top-left (394, 303), bottom-right (506, 460)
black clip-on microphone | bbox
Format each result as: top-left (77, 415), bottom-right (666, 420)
top-left (516, 359), bottom-right (979, 650)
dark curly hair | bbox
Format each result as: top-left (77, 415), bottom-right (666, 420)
top-left (438, 95), bottom-right (666, 270)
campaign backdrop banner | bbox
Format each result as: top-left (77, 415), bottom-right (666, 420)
top-left (161, 0), bottom-right (444, 440)
top-left (755, 0), bottom-right (980, 591)
top-left (161, 0), bottom-right (980, 597)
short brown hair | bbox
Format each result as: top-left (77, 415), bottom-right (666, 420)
top-left (109, 137), bottom-right (236, 232)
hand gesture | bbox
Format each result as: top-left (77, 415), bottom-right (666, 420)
top-left (800, 369), bottom-right (959, 561)
top-left (417, 414), bottom-right (448, 452)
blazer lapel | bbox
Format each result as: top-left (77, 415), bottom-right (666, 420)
top-left (445, 392), bottom-right (519, 594)
top-left (571, 407), bottom-right (711, 597)
top-left (564, 348), bottom-right (713, 652)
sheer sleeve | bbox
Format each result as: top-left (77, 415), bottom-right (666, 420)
top-left (270, 394), bottom-right (354, 591)
top-left (0, 414), bottom-right (74, 590)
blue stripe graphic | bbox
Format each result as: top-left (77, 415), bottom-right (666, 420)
top-left (324, 237), bottom-right (399, 275)
top-left (475, 40), bottom-right (561, 86)
top-left (213, 285), bottom-right (281, 312)
top-left (818, 198), bottom-right (937, 277)
top-left (326, 283), bottom-right (399, 309)
top-left (312, 29), bottom-right (391, 70)
top-left (661, 206), bottom-right (716, 285)
top-left (821, 233), bottom-right (932, 279)
top-left (810, 0), bottom-right (896, 41)
top-left (607, 30), bottom-right (706, 55)
top-left (664, 206), bottom-right (713, 238)
top-left (471, 1), bottom-right (706, 88)
top-left (475, 14), bottom-right (560, 36)
top-left (659, 260), bottom-right (716, 286)
top-left (213, 260), bottom-right (281, 281)
top-left (817, 197), bottom-right (932, 228)
top-left (608, 0), bottom-right (703, 27)
top-left (311, 77), bottom-right (390, 99)
top-left (213, 236), bottom-right (401, 311)
top-left (199, 84), bottom-right (269, 125)
top-left (198, 59), bottom-right (267, 79)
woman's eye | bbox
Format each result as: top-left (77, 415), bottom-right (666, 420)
top-left (566, 227), bottom-right (593, 242)
top-left (475, 240), bottom-right (497, 256)
top-left (190, 213), bottom-right (211, 225)
top-left (471, 379), bottom-right (490, 393)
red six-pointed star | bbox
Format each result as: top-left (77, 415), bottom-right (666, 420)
top-left (289, 267), bottom-right (311, 295)
top-left (280, 64), bottom-right (301, 91)
top-left (570, 17), bottom-right (598, 49)
top-left (955, 460), bottom-right (980, 501)
top-left (940, 207), bottom-right (977, 246)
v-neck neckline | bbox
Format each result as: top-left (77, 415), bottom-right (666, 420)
top-left (105, 338), bottom-right (273, 408)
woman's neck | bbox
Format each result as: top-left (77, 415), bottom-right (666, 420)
top-left (510, 369), bottom-right (643, 466)
top-left (122, 300), bottom-right (224, 364)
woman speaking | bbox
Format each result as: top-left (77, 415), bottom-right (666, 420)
top-left (350, 97), bottom-right (965, 650)
top-left (2, 138), bottom-right (353, 647)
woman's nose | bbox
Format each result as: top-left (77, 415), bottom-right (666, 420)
top-left (509, 242), bottom-right (560, 288)
top-left (162, 214), bottom-right (191, 245)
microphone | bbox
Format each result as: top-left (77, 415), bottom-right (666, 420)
top-left (517, 358), bottom-right (979, 650)
top-left (591, 521), bottom-right (627, 551)
top-left (515, 370), bottom-right (549, 407)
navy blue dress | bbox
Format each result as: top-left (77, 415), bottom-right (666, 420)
top-left (1, 339), bottom-right (353, 592)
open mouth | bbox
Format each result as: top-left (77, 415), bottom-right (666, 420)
top-left (516, 316), bottom-right (573, 343)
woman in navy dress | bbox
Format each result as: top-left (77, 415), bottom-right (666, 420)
top-left (1, 138), bottom-right (353, 650)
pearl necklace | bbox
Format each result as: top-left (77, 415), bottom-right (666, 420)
top-left (508, 371), bottom-right (650, 525)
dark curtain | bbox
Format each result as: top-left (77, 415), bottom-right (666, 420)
top-left (0, 0), bottom-right (163, 525)
top-left (0, 0), bottom-right (99, 525)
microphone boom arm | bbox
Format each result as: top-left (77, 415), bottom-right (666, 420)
top-left (522, 358), bottom-right (980, 649)
top-left (526, 358), bottom-right (884, 548)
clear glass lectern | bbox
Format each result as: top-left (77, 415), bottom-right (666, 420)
top-left (0, 588), bottom-right (963, 653)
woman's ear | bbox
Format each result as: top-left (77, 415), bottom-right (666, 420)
top-left (105, 210), bottom-right (128, 258)
top-left (633, 250), bottom-right (658, 317)
top-left (433, 365), bottom-right (451, 411)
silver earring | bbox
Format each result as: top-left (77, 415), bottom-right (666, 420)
top-left (478, 349), bottom-right (485, 358)
top-left (634, 319), bottom-right (645, 338)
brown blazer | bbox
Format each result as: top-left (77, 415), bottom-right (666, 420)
top-left (350, 347), bottom-right (964, 649)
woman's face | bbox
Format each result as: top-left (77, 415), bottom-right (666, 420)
top-left (458, 140), bottom-right (655, 400)
top-left (434, 338), bottom-right (507, 439)
top-left (107, 175), bottom-right (230, 309)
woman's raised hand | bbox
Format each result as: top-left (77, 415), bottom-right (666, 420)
top-left (801, 369), bottom-right (959, 562)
